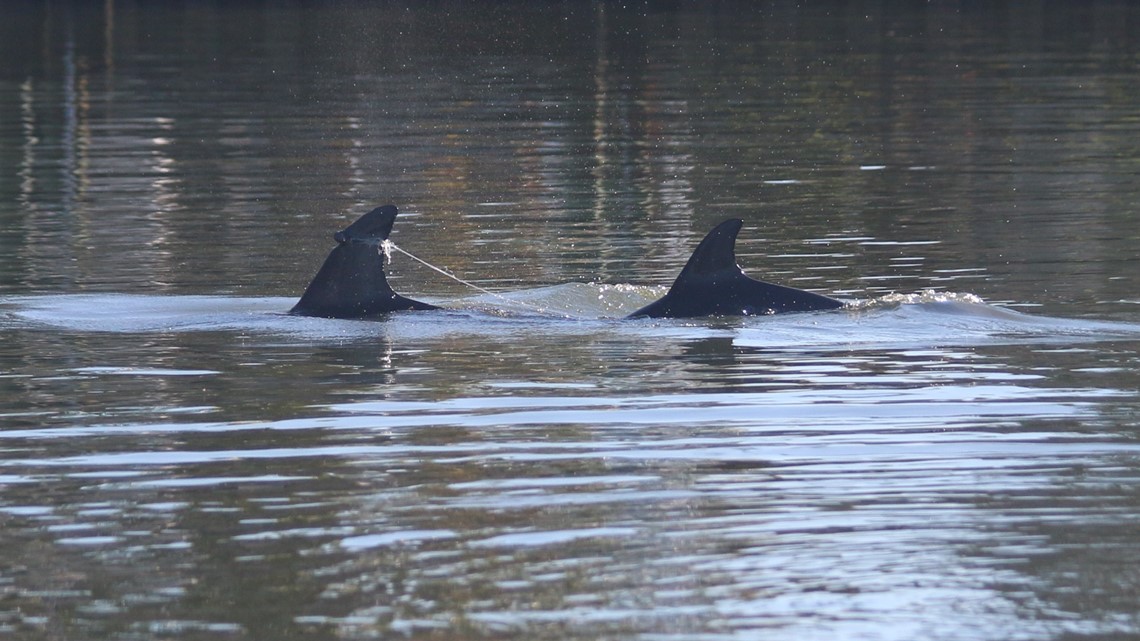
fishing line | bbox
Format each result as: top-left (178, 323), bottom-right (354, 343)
top-left (380, 239), bottom-right (565, 317)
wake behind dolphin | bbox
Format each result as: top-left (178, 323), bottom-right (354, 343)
top-left (9, 206), bottom-right (1139, 347)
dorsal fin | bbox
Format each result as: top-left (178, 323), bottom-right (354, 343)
top-left (290, 205), bottom-right (438, 319)
top-left (627, 218), bottom-right (843, 318)
top-left (334, 205), bottom-right (398, 245)
top-left (672, 218), bottom-right (744, 283)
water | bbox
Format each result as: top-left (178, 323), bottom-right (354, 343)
top-left (3, 2), bottom-right (1140, 640)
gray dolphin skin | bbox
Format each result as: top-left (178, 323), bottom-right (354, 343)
top-left (290, 205), bottom-right (439, 319)
top-left (626, 218), bottom-right (845, 319)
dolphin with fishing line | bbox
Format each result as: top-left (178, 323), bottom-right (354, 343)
top-left (290, 205), bottom-right (439, 319)
top-left (289, 205), bottom-right (846, 320)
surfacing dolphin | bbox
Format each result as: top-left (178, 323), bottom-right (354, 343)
top-left (627, 218), bottom-right (844, 318)
top-left (292, 207), bottom-right (843, 320)
top-left (290, 205), bottom-right (438, 319)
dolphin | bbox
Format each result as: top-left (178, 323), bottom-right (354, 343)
top-left (290, 205), bottom-right (439, 319)
top-left (627, 218), bottom-right (844, 318)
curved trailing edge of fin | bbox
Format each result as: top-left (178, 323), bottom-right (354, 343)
top-left (627, 218), bottom-right (844, 319)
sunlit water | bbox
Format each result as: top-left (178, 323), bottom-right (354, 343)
top-left (3, 2), bottom-right (1140, 641)
top-left (5, 290), bottom-right (1140, 640)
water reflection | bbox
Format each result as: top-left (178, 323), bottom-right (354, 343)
top-left (4, 382), bottom-right (1138, 639)
top-left (4, 2), bottom-right (1136, 309)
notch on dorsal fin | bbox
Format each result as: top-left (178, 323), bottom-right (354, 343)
top-left (333, 205), bottom-right (398, 245)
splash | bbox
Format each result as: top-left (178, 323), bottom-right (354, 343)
top-left (848, 290), bottom-right (987, 310)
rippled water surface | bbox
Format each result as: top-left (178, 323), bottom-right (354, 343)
top-left (3, 2), bottom-right (1140, 640)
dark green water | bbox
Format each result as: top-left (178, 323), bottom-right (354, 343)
top-left (2, 2), bottom-right (1140, 640)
